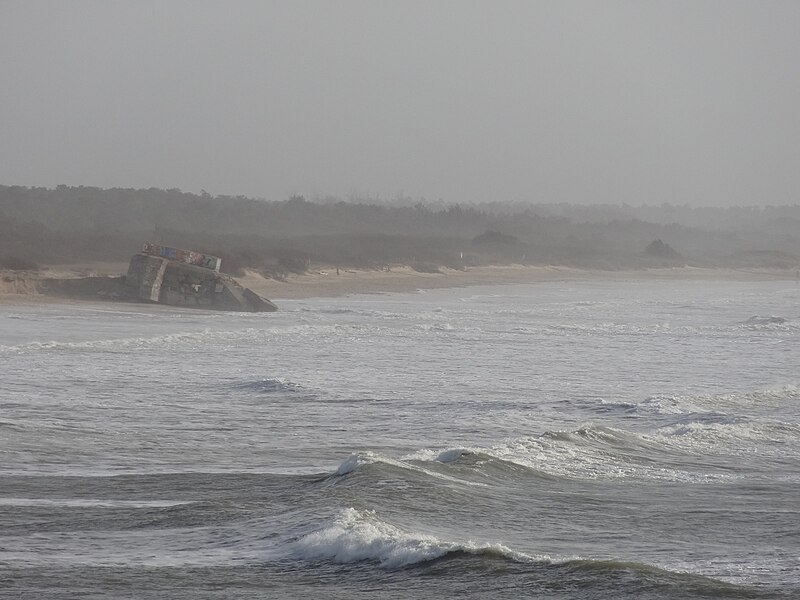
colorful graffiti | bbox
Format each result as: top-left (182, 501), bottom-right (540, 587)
top-left (141, 242), bottom-right (222, 272)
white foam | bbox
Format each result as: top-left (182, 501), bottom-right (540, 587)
top-left (638, 394), bottom-right (706, 415)
top-left (293, 508), bottom-right (546, 568)
top-left (415, 426), bottom-right (734, 483)
top-left (654, 420), bottom-right (800, 458)
top-left (738, 316), bottom-right (799, 332)
top-left (637, 385), bottom-right (800, 417)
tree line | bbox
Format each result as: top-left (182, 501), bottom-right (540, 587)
top-left (1, 185), bottom-right (798, 275)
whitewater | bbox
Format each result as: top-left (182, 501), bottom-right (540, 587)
top-left (1, 278), bottom-right (798, 599)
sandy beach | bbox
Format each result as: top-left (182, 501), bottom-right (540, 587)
top-left (237, 264), bottom-right (587, 300)
top-left (237, 264), bottom-right (796, 301)
top-left (3, 262), bottom-right (793, 307)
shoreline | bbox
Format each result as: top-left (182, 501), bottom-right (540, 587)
top-left (236, 265), bottom-right (795, 301)
top-left (241, 265), bottom-right (798, 300)
top-left (2, 264), bottom-right (796, 307)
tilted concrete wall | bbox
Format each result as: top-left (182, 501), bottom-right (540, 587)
top-left (125, 253), bottom-right (277, 312)
top-left (127, 254), bottom-right (169, 302)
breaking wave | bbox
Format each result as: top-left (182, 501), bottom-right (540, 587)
top-left (526, 432), bottom-right (723, 481)
top-left (632, 385), bottom-right (800, 416)
top-left (289, 508), bottom-right (768, 596)
top-left (331, 427), bottom-right (719, 484)
top-left (404, 410), bottom-right (800, 482)
top-left (654, 419), bottom-right (800, 459)
top-left (291, 507), bottom-right (545, 568)
top-left (333, 451), bottom-right (487, 487)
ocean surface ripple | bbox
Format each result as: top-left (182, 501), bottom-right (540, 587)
top-left (1, 279), bottom-right (798, 599)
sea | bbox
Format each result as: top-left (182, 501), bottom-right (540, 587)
top-left (1, 278), bottom-right (798, 599)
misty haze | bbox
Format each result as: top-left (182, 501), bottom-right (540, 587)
top-left (1, 2), bottom-right (799, 599)
top-left (1, 185), bottom-right (799, 279)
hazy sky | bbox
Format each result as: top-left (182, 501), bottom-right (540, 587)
top-left (2, 1), bottom-right (799, 206)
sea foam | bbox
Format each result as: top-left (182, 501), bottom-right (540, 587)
top-left (292, 507), bottom-right (544, 568)
top-left (411, 425), bottom-right (737, 483)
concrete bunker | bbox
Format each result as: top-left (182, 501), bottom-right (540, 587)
top-left (126, 243), bottom-right (277, 312)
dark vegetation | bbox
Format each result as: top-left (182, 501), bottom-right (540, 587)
top-left (0, 255), bottom-right (39, 271)
top-left (645, 239), bottom-right (682, 259)
top-left (1, 184), bottom-right (799, 276)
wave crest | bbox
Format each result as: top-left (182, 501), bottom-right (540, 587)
top-left (292, 508), bottom-right (543, 568)
top-left (333, 451), bottom-right (487, 487)
top-left (637, 385), bottom-right (800, 416)
top-left (289, 508), bottom-right (748, 595)
top-left (414, 425), bottom-right (736, 482)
